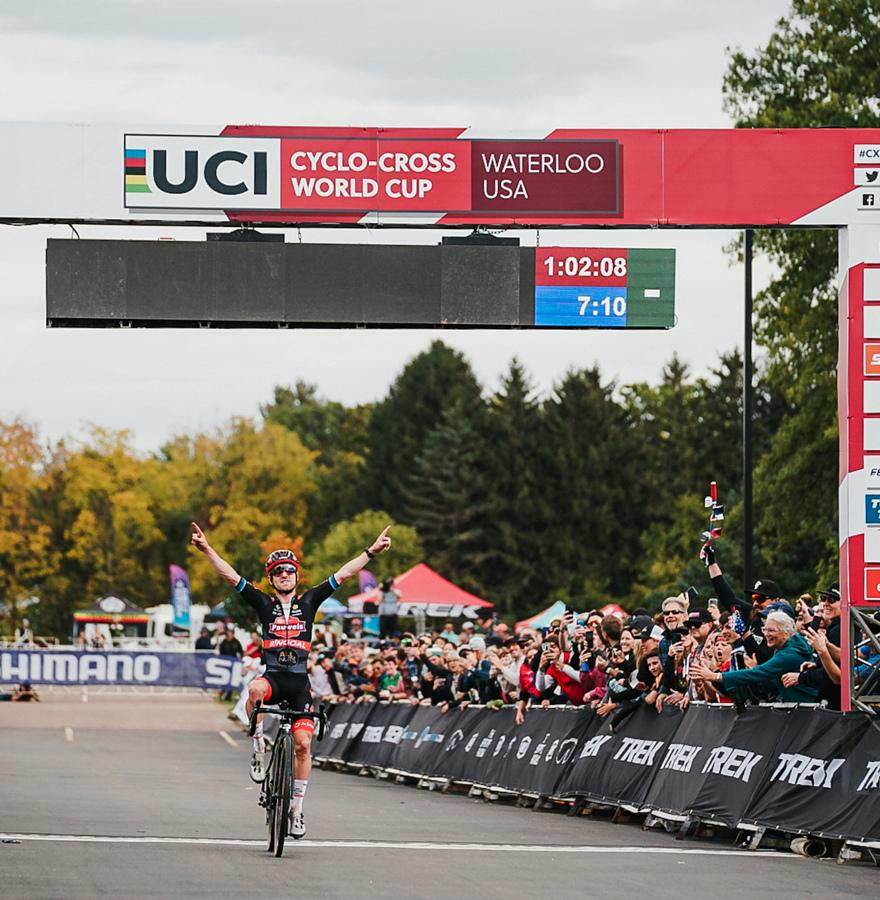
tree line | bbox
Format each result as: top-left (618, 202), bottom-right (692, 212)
top-left (0, 341), bottom-right (816, 635)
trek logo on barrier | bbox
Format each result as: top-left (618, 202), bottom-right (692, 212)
top-left (857, 760), bottom-right (880, 791)
top-left (701, 745), bottom-right (764, 782)
top-left (770, 753), bottom-right (846, 789)
top-left (660, 743), bottom-right (703, 773)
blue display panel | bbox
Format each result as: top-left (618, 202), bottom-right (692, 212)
top-left (534, 286), bottom-right (628, 327)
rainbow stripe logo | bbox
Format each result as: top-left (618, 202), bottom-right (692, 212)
top-left (125, 149), bottom-right (150, 193)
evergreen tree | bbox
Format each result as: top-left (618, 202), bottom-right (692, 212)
top-left (363, 340), bottom-right (483, 520)
top-left (535, 367), bottom-right (642, 606)
top-left (400, 404), bottom-right (491, 595)
top-left (479, 359), bottom-right (543, 618)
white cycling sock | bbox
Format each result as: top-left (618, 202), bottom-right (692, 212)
top-left (252, 721), bottom-right (264, 752)
top-left (293, 779), bottom-right (308, 813)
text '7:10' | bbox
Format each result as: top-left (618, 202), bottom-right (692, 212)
top-left (580, 296), bottom-right (627, 316)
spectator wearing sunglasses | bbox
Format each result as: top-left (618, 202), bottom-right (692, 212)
top-left (658, 597), bottom-right (688, 666)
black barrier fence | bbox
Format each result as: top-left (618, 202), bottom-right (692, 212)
top-left (314, 702), bottom-right (880, 843)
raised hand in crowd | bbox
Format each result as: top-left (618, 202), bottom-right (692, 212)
top-left (804, 627), bottom-right (828, 655)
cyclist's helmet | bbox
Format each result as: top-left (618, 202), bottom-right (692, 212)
top-left (265, 548), bottom-right (300, 577)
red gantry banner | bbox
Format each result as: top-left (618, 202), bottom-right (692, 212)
top-left (110, 126), bottom-right (880, 227)
top-left (1, 124), bottom-right (879, 226)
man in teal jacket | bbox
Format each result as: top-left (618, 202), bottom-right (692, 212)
top-left (690, 611), bottom-right (819, 703)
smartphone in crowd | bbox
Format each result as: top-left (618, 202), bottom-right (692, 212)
top-left (708, 598), bottom-right (718, 610)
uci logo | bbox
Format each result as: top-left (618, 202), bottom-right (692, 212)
top-left (124, 134), bottom-right (281, 210)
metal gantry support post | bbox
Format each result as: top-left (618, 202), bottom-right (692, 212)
top-left (743, 229), bottom-right (754, 595)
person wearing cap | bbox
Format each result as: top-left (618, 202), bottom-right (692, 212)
top-left (191, 520), bottom-right (392, 840)
top-left (690, 610), bottom-right (819, 703)
top-left (816, 583), bottom-right (841, 654)
top-left (637, 623), bottom-right (664, 662)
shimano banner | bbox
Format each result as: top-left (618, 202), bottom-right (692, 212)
top-left (0, 649), bottom-right (244, 690)
top-left (314, 702), bottom-right (880, 842)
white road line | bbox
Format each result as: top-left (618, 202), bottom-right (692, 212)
top-left (218, 731), bottom-right (237, 748)
top-left (0, 833), bottom-right (798, 858)
top-left (64, 728), bottom-right (74, 742)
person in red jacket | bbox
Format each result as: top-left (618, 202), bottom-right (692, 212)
top-left (534, 640), bottom-right (586, 706)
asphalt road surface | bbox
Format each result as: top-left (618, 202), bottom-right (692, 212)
top-left (1, 692), bottom-right (876, 899)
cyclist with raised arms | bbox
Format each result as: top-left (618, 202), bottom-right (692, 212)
top-left (191, 521), bottom-right (392, 838)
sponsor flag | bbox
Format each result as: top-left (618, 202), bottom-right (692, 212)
top-left (358, 569), bottom-right (378, 592)
top-left (169, 564), bottom-right (192, 631)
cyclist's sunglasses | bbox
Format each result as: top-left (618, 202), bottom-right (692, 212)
top-left (271, 564), bottom-right (298, 575)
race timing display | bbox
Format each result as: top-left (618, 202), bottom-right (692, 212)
top-left (47, 240), bottom-right (677, 330)
top-left (534, 247), bottom-right (675, 328)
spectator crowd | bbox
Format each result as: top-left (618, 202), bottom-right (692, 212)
top-left (289, 549), bottom-right (852, 725)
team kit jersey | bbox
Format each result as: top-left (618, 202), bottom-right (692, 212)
top-left (235, 574), bottom-right (339, 673)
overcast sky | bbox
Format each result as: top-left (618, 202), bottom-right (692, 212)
top-left (0, 0), bottom-right (790, 451)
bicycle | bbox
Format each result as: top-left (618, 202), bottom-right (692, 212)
top-left (248, 699), bottom-right (327, 857)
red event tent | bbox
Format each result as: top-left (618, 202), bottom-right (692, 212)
top-left (347, 563), bottom-right (493, 620)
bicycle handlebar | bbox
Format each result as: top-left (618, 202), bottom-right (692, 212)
top-left (248, 700), bottom-right (327, 741)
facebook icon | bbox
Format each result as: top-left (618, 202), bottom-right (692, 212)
top-left (865, 494), bottom-right (880, 526)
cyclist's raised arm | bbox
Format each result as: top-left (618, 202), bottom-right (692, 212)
top-left (332, 525), bottom-right (392, 585)
top-left (191, 522), bottom-right (241, 587)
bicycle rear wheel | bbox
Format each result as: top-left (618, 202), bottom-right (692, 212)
top-left (272, 733), bottom-right (292, 858)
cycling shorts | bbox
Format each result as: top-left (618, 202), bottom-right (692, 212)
top-left (257, 672), bottom-right (315, 733)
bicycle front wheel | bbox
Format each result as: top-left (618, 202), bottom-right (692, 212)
top-left (272, 733), bottom-right (292, 858)
top-left (265, 744), bottom-right (277, 854)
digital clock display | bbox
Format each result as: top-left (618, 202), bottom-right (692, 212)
top-left (534, 247), bottom-right (675, 329)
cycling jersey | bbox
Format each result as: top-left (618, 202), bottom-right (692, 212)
top-left (235, 574), bottom-right (339, 674)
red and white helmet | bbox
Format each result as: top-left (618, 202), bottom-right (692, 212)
top-left (265, 548), bottom-right (300, 576)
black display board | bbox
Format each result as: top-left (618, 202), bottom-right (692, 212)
top-left (45, 239), bottom-right (676, 330)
